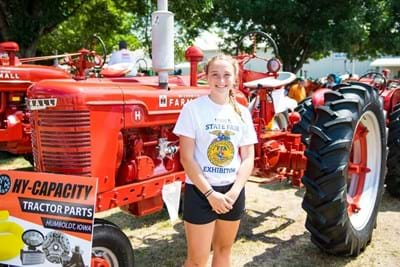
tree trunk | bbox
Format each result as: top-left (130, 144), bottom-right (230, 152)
top-left (20, 40), bottom-right (39, 58)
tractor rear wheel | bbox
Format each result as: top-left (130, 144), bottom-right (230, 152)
top-left (92, 219), bottom-right (134, 266)
top-left (386, 103), bottom-right (400, 197)
top-left (292, 97), bottom-right (314, 146)
top-left (302, 83), bottom-right (387, 256)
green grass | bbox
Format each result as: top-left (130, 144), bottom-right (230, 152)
top-left (0, 153), bottom-right (33, 170)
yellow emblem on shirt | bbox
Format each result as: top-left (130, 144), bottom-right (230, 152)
top-left (207, 130), bottom-right (234, 167)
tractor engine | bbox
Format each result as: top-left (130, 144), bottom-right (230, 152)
top-left (116, 126), bottom-right (180, 186)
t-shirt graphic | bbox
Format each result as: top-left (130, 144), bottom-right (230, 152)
top-left (207, 130), bottom-right (235, 167)
top-left (173, 95), bottom-right (258, 186)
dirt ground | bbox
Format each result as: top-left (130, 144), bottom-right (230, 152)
top-left (2, 156), bottom-right (400, 267)
top-left (98, 181), bottom-right (400, 267)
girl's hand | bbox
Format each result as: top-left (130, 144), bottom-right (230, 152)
top-left (225, 189), bottom-right (241, 204)
top-left (207, 191), bottom-right (234, 214)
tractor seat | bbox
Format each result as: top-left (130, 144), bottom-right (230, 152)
top-left (101, 62), bottom-right (138, 77)
top-left (243, 72), bottom-right (296, 89)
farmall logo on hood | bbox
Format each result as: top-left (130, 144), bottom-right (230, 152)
top-left (28, 98), bottom-right (57, 110)
top-left (0, 70), bottom-right (20, 79)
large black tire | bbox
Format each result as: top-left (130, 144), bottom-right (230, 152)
top-left (292, 97), bottom-right (314, 146)
top-left (386, 103), bottom-right (400, 197)
top-left (302, 83), bottom-right (387, 256)
top-left (92, 219), bottom-right (134, 266)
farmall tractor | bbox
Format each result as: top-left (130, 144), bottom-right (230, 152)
top-left (0, 36), bottom-right (107, 164)
top-left (293, 71), bottom-right (400, 254)
top-left (0, 41), bottom-right (69, 162)
top-left (19, 1), bottom-right (397, 266)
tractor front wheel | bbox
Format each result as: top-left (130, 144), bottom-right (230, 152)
top-left (92, 219), bottom-right (134, 266)
top-left (302, 83), bottom-right (387, 256)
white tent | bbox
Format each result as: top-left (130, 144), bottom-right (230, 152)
top-left (370, 58), bottom-right (400, 67)
top-left (370, 57), bottom-right (400, 78)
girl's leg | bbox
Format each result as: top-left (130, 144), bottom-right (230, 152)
top-left (211, 219), bottom-right (241, 267)
top-left (184, 220), bottom-right (215, 267)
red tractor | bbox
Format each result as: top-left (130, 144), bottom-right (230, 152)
top-left (293, 71), bottom-right (400, 255)
top-left (0, 36), bottom-right (107, 163)
top-left (21, 3), bottom-right (395, 267)
top-left (0, 41), bottom-right (69, 161)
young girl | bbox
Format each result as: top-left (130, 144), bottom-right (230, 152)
top-left (173, 54), bottom-right (257, 267)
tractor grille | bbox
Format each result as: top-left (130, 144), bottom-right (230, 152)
top-left (32, 110), bottom-right (91, 176)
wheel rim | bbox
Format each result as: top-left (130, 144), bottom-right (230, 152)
top-left (347, 111), bottom-right (381, 230)
top-left (92, 246), bottom-right (119, 267)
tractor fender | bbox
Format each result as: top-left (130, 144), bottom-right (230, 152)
top-left (381, 87), bottom-right (400, 113)
top-left (311, 88), bottom-right (332, 108)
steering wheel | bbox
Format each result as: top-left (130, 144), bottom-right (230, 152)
top-left (358, 71), bottom-right (387, 94)
top-left (64, 34), bottom-right (107, 78)
top-left (84, 34), bottom-right (107, 69)
top-left (235, 31), bottom-right (282, 90)
top-left (236, 30), bottom-right (280, 63)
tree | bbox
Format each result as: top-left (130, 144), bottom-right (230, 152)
top-left (0, 0), bottom-right (213, 62)
top-left (127, 0), bottom-right (214, 62)
top-left (203, 0), bottom-right (397, 73)
top-left (37, 0), bottom-right (140, 58)
top-left (39, 0), bottom-right (213, 63)
top-left (0, 0), bottom-right (84, 57)
top-left (358, 0), bottom-right (400, 57)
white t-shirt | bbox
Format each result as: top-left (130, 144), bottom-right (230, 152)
top-left (108, 49), bottom-right (136, 65)
top-left (108, 49), bottom-right (138, 76)
top-left (173, 95), bottom-right (258, 186)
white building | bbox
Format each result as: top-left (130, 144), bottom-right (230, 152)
top-left (370, 57), bottom-right (400, 79)
top-left (300, 53), bottom-right (372, 80)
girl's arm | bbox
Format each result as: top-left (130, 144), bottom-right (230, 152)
top-left (227, 144), bottom-right (255, 201)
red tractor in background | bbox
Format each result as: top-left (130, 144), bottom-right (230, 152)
top-left (0, 36), bottom-right (107, 163)
top-left (294, 71), bottom-right (400, 198)
top-left (12, 1), bottom-right (399, 266)
top-left (0, 41), bottom-right (69, 161)
top-left (293, 71), bottom-right (400, 255)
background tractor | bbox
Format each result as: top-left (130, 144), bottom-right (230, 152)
top-left (0, 41), bottom-right (69, 162)
top-left (8, 0), bottom-right (393, 266)
top-left (293, 70), bottom-right (400, 255)
top-left (0, 36), bottom-right (107, 165)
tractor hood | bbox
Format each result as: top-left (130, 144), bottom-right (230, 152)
top-left (27, 76), bottom-right (248, 114)
top-left (1, 64), bottom-right (70, 84)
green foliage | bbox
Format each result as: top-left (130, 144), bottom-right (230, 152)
top-left (1, 0), bottom-right (398, 70)
top-left (358, 0), bottom-right (400, 57)
top-left (0, 0), bottom-right (85, 56)
top-left (195, 0), bottom-right (400, 73)
top-left (22, 0), bottom-right (213, 63)
top-left (129, 0), bottom-right (214, 62)
top-left (37, 0), bottom-right (140, 58)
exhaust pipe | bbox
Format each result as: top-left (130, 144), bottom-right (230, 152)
top-left (152, 0), bottom-right (174, 89)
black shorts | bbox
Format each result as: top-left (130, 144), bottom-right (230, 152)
top-left (183, 183), bottom-right (245, 224)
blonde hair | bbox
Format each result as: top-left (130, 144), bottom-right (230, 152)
top-left (205, 54), bottom-right (243, 121)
